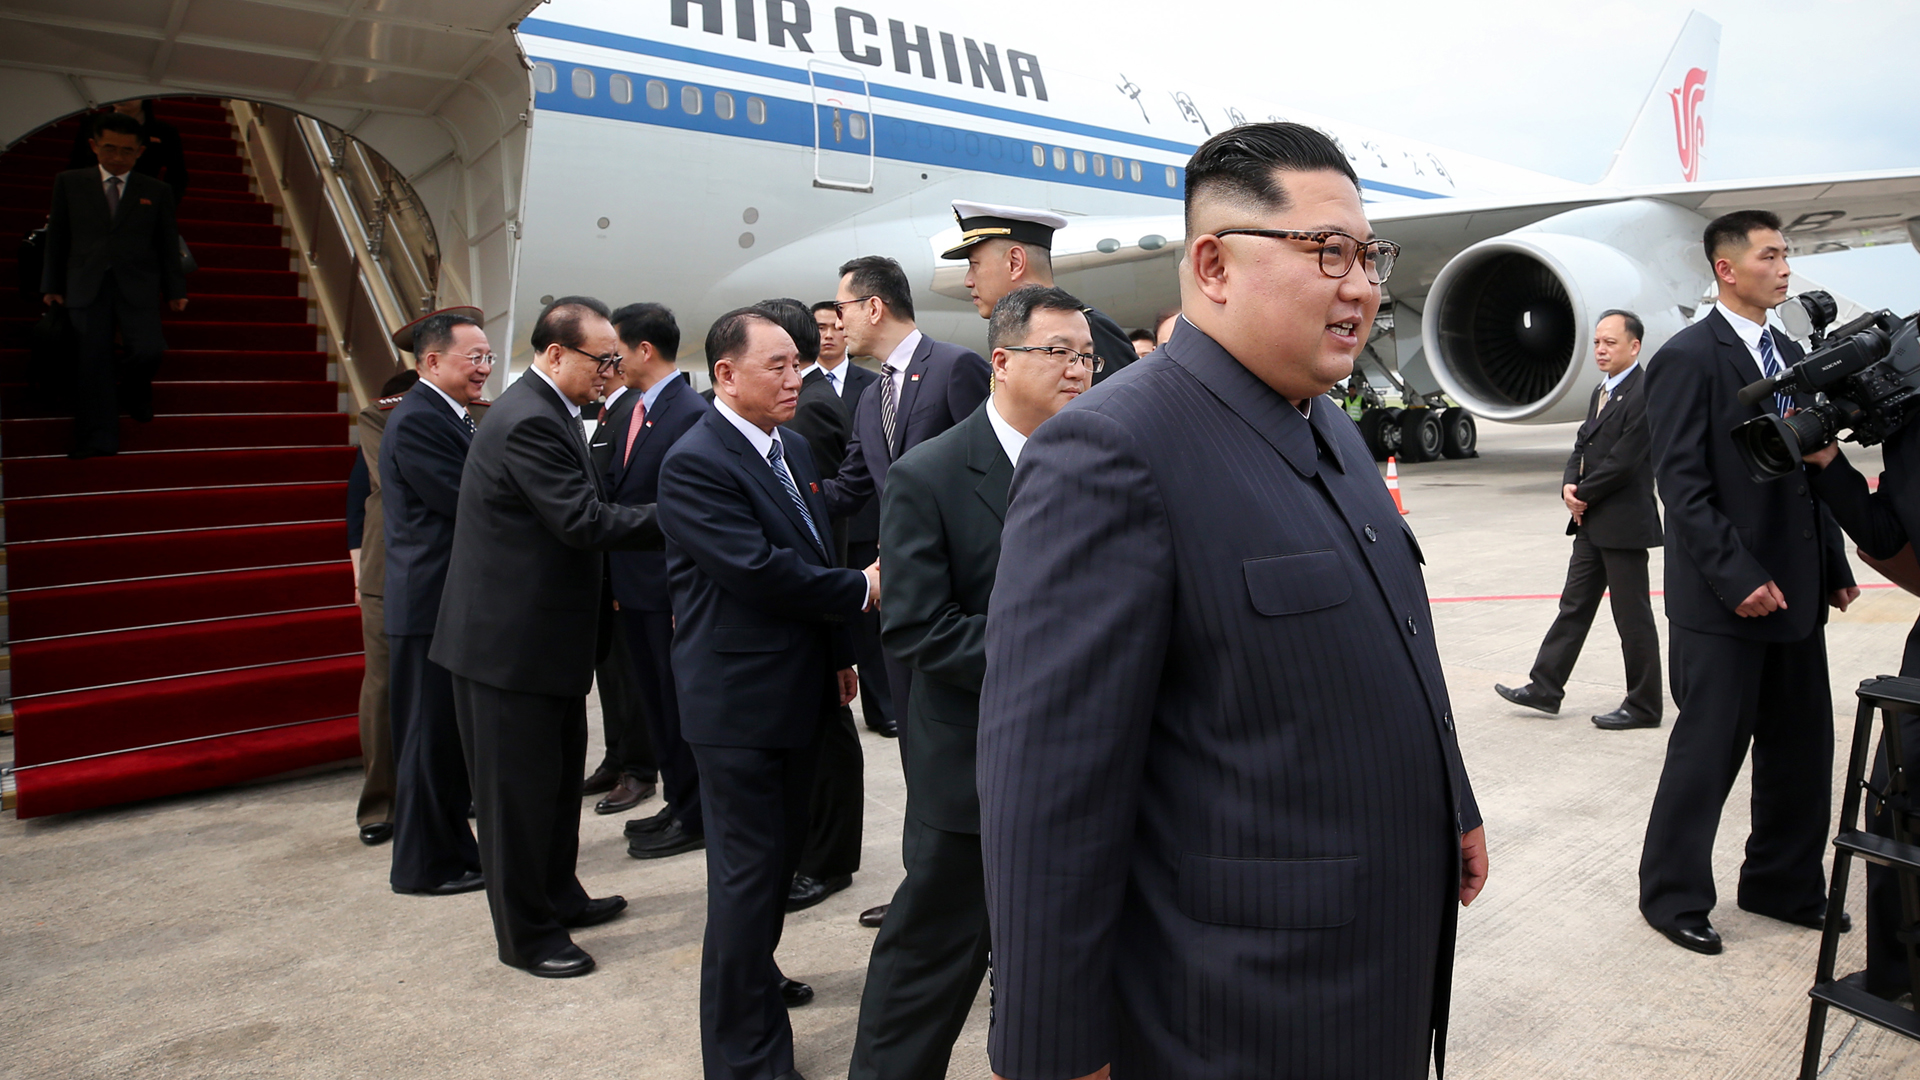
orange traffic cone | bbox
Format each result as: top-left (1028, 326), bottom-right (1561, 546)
top-left (1386, 456), bottom-right (1409, 515)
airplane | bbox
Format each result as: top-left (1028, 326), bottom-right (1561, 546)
top-left (511, 2), bottom-right (1920, 461)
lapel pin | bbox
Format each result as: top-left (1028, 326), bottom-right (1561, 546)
top-left (909, 372), bottom-right (923, 382)
top-left (139, 197), bottom-right (152, 205)
top-left (809, 481), bottom-right (819, 492)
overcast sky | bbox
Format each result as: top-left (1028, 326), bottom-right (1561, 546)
top-left (965, 0), bottom-right (1920, 310)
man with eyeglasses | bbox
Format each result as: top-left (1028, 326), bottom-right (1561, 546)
top-left (380, 310), bottom-right (492, 898)
top-left (946, 200), bottom-right (1137, 381)
top-left (978, 123), bottom-right (1483, 1080)
top-left (432, 296), bottom-right (666, 978)
top-left (849, 284), bottom-right (1093, 1080)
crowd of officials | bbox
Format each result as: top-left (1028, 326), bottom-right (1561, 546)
top-left (48, 104), bottom-right (1919, 1079)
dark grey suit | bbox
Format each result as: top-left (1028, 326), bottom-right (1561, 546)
top-left (811, 361), bottom-right (894, 735)
top-left (978, 321), bottom-right (1479, 1079)
top-left (430, 372), bottom-right (664, 968)
top-left (1524, 364), bottom-right (1663, 722)
top-left (850, 403), bottom-right (1008, 1080)
top-left (1639, 308), bottom-right (1855, 932)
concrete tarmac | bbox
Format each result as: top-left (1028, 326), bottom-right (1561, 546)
top-left (4, 420), bottom-right (1919, 1079)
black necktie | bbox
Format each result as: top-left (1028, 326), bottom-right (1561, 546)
top-left (105, 175), bottom-right (122, 217)
top-left (767, 440), bottom-right (821, 549)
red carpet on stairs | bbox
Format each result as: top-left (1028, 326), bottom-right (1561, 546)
top-left (2, 98), bottom-right (363, 818)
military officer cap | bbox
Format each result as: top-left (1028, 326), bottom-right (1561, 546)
top-left (391, 306), bottom-right (484, 354)
top-left (941, 201), bottom-right (1070, 260)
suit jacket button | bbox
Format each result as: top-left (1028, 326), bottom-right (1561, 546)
top-left (1406, 615), bottom-right (1418, 635)
top-left (1803, 529), bottom-right (1813, 539)
top-left (1443, 711), bottom-right (1455, 731)
top-left (1797, 485), bottom-right (1808, 496)
top-left (1364, 524), bottom-right (1378, 542)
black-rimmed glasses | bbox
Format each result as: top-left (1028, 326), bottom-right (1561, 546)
top-left (832, 295), bottom-right (879, 316)
top-left (561, 342), bottom-right (621, 374)
top-left (1002, 345), bottom-right (1105, 373)
top-left (1211, 228), bottom-right (1400, 285)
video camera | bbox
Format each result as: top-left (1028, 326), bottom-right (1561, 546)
top-left (1731, 290), bottom-right (1920, 482)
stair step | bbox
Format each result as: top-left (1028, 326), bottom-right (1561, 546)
top-left (0, 157), bottom-right (253, 193)
top-left (1809, 977), bottom-right (1920, 1041)
top-left (0, 317), bottom-right (315, 351)
top-left (10, 563), bottom-right (354, 639)
top-left (0, 348), bottom-right (325, 382)
top-left (5, 480), bottom-right (346, 541)
top-left (0, 183), bottom-right (271, 221)
top-left (9, 714), bottom-right (359, 819)
top-left (13, 606), bottom-right (362, 696)
top-left (0, 412), bottom-right (348, 456)
top-left (0, 264), bottom-right (295, 297)
top-left (7, 521), bottom-right (345, 590)
top-left (0, 292), bottom-right (307, 324)
top-left (10, 654), bottom-right (363, 766)
top-left (3, 446), bottom-right (355, 497)
top-left (7, 379), bottom-right (337, 418)
top-left (1835, 830), bottom-right (1920, 874)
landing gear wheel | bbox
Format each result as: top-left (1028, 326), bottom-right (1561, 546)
top-left (1440, 407), bottom-right (1478, 459)
top-left (1398, 409), bottom-right (1444, 463)
top-left (1376, 407), bottom-right (1405, 461)
top-left (1358, 409), bottom-right (1388, 461)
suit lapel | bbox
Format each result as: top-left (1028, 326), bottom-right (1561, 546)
top-left (526, 372), bottom-right (602, 496)
top-left (708, 411), bottom-right (829, 563)
top-left (890, 336), bottom-right (935, 457)
top-left (1167, 323), bottom-right (1322, 478)
top-left (965, 405), bottom-right (1012, 522)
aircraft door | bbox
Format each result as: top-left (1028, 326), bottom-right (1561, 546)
top-left (808, 60), bottom-right (874, 192)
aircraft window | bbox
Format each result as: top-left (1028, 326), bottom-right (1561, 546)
top-left (747, 97), bottom-right (767, 124)
top-left (966, 133), bottom-right (980, 157)
top-left (609, 74), bottom-right (632, 105)
top-left (849, 112), bottom-right (867, 141)
top-left (1052, 147), bottom-right (1066, 171)
top-left (1130, 160), bottom-right (1142, 182)
top-left (533, 62), bottom-right (556, 94)
top-left (1092, 155), bottom-right (1105, 177)
top-left (1113, 156), bottom-right (1124, 179)
top-left (646, 80), bottom-right (668, 109)
top-left (1165, 165), bottom-right (1178, 187)
top-left (1031, 144), bottom-right (1044, 168)
top-left (571, 68), bottom-right (595, 99)
top-left (715, 91), bottom-right (735, 120)
top-left (682, 85), bottom-right (703, 115)
top-left (1072, 150), bottom-right (1086, 174)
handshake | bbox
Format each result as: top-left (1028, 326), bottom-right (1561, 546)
top-left (863, 558), bottom-right (881, 610)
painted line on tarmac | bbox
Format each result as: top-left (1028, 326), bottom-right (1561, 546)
top-left (1429, 583), bottom-right (1900, 604)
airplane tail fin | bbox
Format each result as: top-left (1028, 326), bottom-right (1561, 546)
top-left (1600, 10), bottom-right (1721, 187)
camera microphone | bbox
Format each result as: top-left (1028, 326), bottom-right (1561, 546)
top-left (1738, 377), bottom-right (1779, 408)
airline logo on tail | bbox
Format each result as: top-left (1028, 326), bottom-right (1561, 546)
top-left (1669, 67), bottom-right (1708, 182)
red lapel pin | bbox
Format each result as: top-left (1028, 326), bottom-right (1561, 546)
top-left (809, 481), bottom-right (819, 492)
top-left (909, 373), bottom-right (923, 381)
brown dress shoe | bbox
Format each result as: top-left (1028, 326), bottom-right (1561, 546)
top-left (595, 775), bottom-right (657, 815)
top-left (858, 903), bottom-right (888, 928)
top-left (582, 762), bottom-right (620, 796)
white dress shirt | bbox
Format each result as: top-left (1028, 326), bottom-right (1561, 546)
top-left (985, 395), bottom-right (1028, 467)
top-left (527, 364), bottom-right (583, 418)
top-left (816, 359), bottom-right (849, 397)
top-left (416, 376), bottom-right (473, 426)
top-left (712, 395), bottom-right (868, 610)
top-left (1715, 300), bottom-right (1780, 380)
top-left (882, 329), bottom-right (923, 389)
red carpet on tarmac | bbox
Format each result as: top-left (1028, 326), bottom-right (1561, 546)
top-left (3, 99), bottom-right (362, 818)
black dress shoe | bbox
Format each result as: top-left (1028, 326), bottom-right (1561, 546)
top-left (1657, 922), bottom-right (1723, 955)
top-left (527, 943), bottom-right (595, 979)
top-left (1592, 708), bottom-right (1660, 730)
top-left (858, 903), bottom-right (888, 928)
top-left (1494, 683), bottom-right (1560, 715)
top-left (624, 806), bottom-right (673, 837)
top-left (779, 977), bottom-right (814, 1007)
top-left (358, 822), bottom-right (393, 846)
top-left (67, 444), bottom-right (117, 460)
top-left (582, 762), bottom-right (620, 796)
top-left (595, 775), bottom-right (657, 815)
top-left (866, 719), bottom-right (899, 738)
top-left (563, 895), bottom-right (628, 928)
top-left (129, 402), bottom-right (154, 423)
top-left (629, 821), bottom-right (705, 859)
top-left (400, 869), bottom-right (485, 896)
top-left (786, 873), bottom-right (852, 912)
top-left (1744, 905), bottom-right (1852, 933)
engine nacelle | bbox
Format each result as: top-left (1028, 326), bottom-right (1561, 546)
top-left (1422, 199), bottom-right (1711, 423)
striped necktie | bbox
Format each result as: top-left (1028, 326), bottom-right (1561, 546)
top-left (879, 364), bottom-right (900, 457)
top-left (1758, 329), bottom-right (1793, 416)
top-left (766, 439), bottom-right (821, 549)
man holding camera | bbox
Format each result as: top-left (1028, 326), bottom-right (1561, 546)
top-left (1637, 209), bottom-right (1859, 956)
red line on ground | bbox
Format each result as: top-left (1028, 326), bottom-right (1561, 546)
top-left (1429, 583), bottom-right (1900, 604)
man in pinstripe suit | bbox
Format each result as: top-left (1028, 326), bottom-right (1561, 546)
top-left (978, 123), bottom-right (1486, 1080)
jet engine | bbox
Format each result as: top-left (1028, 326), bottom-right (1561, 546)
top-left (1422, 199), bottom-right (1711, 423)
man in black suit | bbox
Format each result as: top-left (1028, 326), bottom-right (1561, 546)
top-left (42, 111), bottom-right (187, 458)
top-left (849, 284), bottom-right (1094, 1080)
top-left (946, 200), bottom-right (1136, 381)
top-left (758, 300), bottom-right (867, 915)
top-left (1496, 309), bottom-right (1664, 730)
top-left (380, 312), bottom-right (492, 896)
top-left (67, 100), bottom-right (191, 204)
top-left (432, 297), bottom-right (665, 978)
top-left (583, 345), bottom-right (662, 818)
top-left (1638, 210), bottom-right (1859, 956)
top-left (810, 299), bottom-right (895, 741)
top-left (659, 307), bottom-right (878, 1080)
top-left (978, 123), bottom-right (1484, 1080)
top-left (601, 302), bottom-right (712, 861)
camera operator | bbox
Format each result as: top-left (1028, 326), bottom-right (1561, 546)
top-left (1637, 209), bottom-right (1859, 957)
top-left (1805, 428), bottom-right (1920, 999)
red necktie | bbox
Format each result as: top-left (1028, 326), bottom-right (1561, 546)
top-left (622, 398), bottom-right (646, 466)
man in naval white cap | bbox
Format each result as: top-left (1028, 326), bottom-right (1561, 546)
top-left (945, 200), bottom-right (1137, 382)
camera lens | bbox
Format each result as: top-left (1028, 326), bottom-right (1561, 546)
top-left (1732, 414), bottom-right (1805, 482)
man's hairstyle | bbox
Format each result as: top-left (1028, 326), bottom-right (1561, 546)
top-left (380, 368), bottom-right (421, 397)
top-left (1703, 210), bottom-right (1784, 268)
top-left (1596, 308), bottom-right (1645, 342)
top-left (703, 306), bottom-right (779, 370)
top-left (610, 302), bottom-right (680, 359)
top-left (529, 295), bottom-right (610, 355)
top-left (837, 255), bottom-right (915, 320)
top-left (756, 298), bottom-right (821, 365)
top-left (1127, 328), bottom-right (1155, 344)
top-left (91, 111), bottom-right (142, 140)
top-left (809, 300), bottom-right (839, 318)
top-left (412, 312), bottom-right (481, 357)
top-left (989, 285), bottom-right (1088, 350)
top-left (1183, 122), bottom-right (1360, 236)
